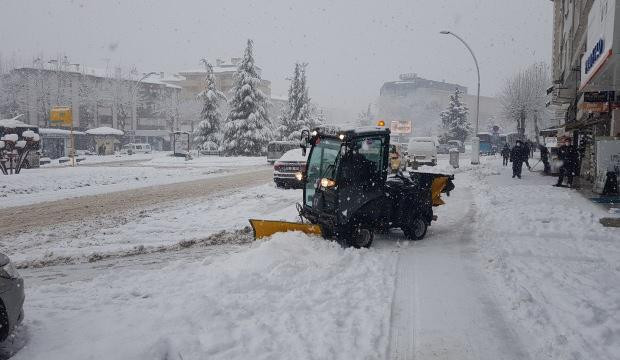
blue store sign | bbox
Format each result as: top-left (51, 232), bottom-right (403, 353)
top-left (585, 39), bottom-right (605, 74)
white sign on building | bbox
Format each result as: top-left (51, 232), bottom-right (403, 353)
top-left (581, 0), bottom-right (619, 91)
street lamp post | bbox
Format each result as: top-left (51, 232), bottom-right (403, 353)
top-left (440, 30), bottom-right (480, 165)
top-left (131, 72), bottom-right (157, 142)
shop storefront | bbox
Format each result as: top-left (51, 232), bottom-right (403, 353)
top-left (576, 0), bottom-right (620, 193)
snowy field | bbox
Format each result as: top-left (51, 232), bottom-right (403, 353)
top-left (3, 155), bottom-right (619, 359)
top-left (1, 154), bottom-right (267, 208)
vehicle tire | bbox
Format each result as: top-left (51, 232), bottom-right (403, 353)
top-left (431, 159), bottom-right (437, 166)
top-left (403, 217), bottom-right (427, 240)
top-left (275, 181), bottom-right (284, 188)
top-left (343, 221), bottom-right (374, 248)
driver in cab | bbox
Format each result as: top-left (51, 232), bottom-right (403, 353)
top-left (339, 141), bottom-right (376, 187)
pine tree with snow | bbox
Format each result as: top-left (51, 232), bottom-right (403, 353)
top-left (439, 88), bottom-right (471, 143)
top-left (195, 59), bottom-right (226, 150)
top-left (277, 63), bottom-right (320, 140)
top-left (223, 39), bottom-right (273, 155)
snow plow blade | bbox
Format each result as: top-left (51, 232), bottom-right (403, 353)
top-left (249, 219), bottom-right (322, 239)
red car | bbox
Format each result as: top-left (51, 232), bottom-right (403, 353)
top-left (273, 148), bottom-right (308, 188)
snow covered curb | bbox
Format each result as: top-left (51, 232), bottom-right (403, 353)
top-left (15, 233), bottom-right (397, 360)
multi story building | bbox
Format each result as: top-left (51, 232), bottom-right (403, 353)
top-left (0, 61), bottom-right (181, 138)
top-left (549, 0), bottom-right (620, 190)
top-left (377, 73), bottom-right (503, 139)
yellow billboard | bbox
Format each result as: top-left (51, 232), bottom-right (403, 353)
top-left (50, 106), bottom-right (73, 127)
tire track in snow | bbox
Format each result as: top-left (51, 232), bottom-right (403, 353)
top-left (387, 181), bottom-right (530, 359)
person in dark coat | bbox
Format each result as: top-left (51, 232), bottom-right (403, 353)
top-left (510, 140), bottom-right (527, 179)
top-left (539, 144), bottom-right (550, 174)
top-left (554, 138), bottom-right (579, 187)
top-left (501, 144), bottom-right (510, 166)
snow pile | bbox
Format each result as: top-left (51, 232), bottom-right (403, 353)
top-left (9, 184), bottom-right (300, 266)
top-left (471, 159), bottom-right (620, 359)
top-left (15, 232), bottom-right (396, 360)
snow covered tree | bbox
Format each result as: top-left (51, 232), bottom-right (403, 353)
top-left (277, 63), bottom-right (321, 140)
top-left (500, 62), bottom-right (551, 143)
top-left (357, 103), bottom-right (374, 126)
top-left (439, 88), bottom-right (471, 143)
top-left (194, 60), bottom-right (226, 150)
top-left (223, 39), bottom-right (273, 155)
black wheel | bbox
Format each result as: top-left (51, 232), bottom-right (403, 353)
top-left (403, 217), bottom-right (427, 240)
top-left (275, 181), bottom-right (284, 188)
top-left (342, 222), bottom-right (374, 248)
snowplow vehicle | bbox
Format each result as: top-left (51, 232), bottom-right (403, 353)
top-left (250, 126), bottom-right (455, 248)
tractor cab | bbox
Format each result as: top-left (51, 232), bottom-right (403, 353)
top-left (299, 127), bottom-right (391, 241)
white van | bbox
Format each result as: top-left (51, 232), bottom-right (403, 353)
top-left (121, 143), bottom-right (152, 155)
top-left (407, 137), bottom-right (437, 166)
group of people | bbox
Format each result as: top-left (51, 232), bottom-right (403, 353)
top-left (500, 138), bottom-right (579, 187)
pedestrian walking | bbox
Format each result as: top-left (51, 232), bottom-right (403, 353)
top-left (510, 140), bottom-right (527, 179)
top-left (539, 144), bottom-right (550, 174)
top-left (501, 143), bottom-right (510, 166)
top-left (554, 138), bottom-right (579, 187)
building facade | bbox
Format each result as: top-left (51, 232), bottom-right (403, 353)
top-left (0, 62), bottom-right (181, 137)
top-left (550, 0), bottom-right (620, 190)
top-left (377, 73), bottom-right (503, 139)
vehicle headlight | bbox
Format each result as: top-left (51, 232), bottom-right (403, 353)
top-left (320, 178), bottom-right (336, 188)
top-left (295, 171), bottom-right (303, 181)
top-left (0, 261), bottom-right (20, 279)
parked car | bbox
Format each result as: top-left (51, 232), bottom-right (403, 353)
top-left (0, 253), bottom-right (24, 342)
top-left (120, 143), bottom-right (152, 155)
top-left (273, 148), bottom-right (308, 188)
top-left (407, 137), bottom-right (437, 166)
top-left (267, 141), bottom-right (298, 164)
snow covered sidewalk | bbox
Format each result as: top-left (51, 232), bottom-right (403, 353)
top-left (13, 233), bottom-right (396, 360)
top-left (472, 159), bottom-right (620, 359)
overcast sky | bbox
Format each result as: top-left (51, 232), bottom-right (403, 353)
top-left (0, 0), bottom-right (552, 113)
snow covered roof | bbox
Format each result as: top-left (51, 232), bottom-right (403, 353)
top-left (39, 128), bottom-right (86, 135)
top-left (85, 127), bottom-right (124, 136)
top-left (0, 115), bottom-right (35, 128)
top-left (278, 148), bottom-right (308, 162)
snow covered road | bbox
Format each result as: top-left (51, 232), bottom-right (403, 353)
top-left (2, 156), bottom-right (619, 359)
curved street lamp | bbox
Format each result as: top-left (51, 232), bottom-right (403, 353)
top-left (440, 30), bottom-right (480, 165)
